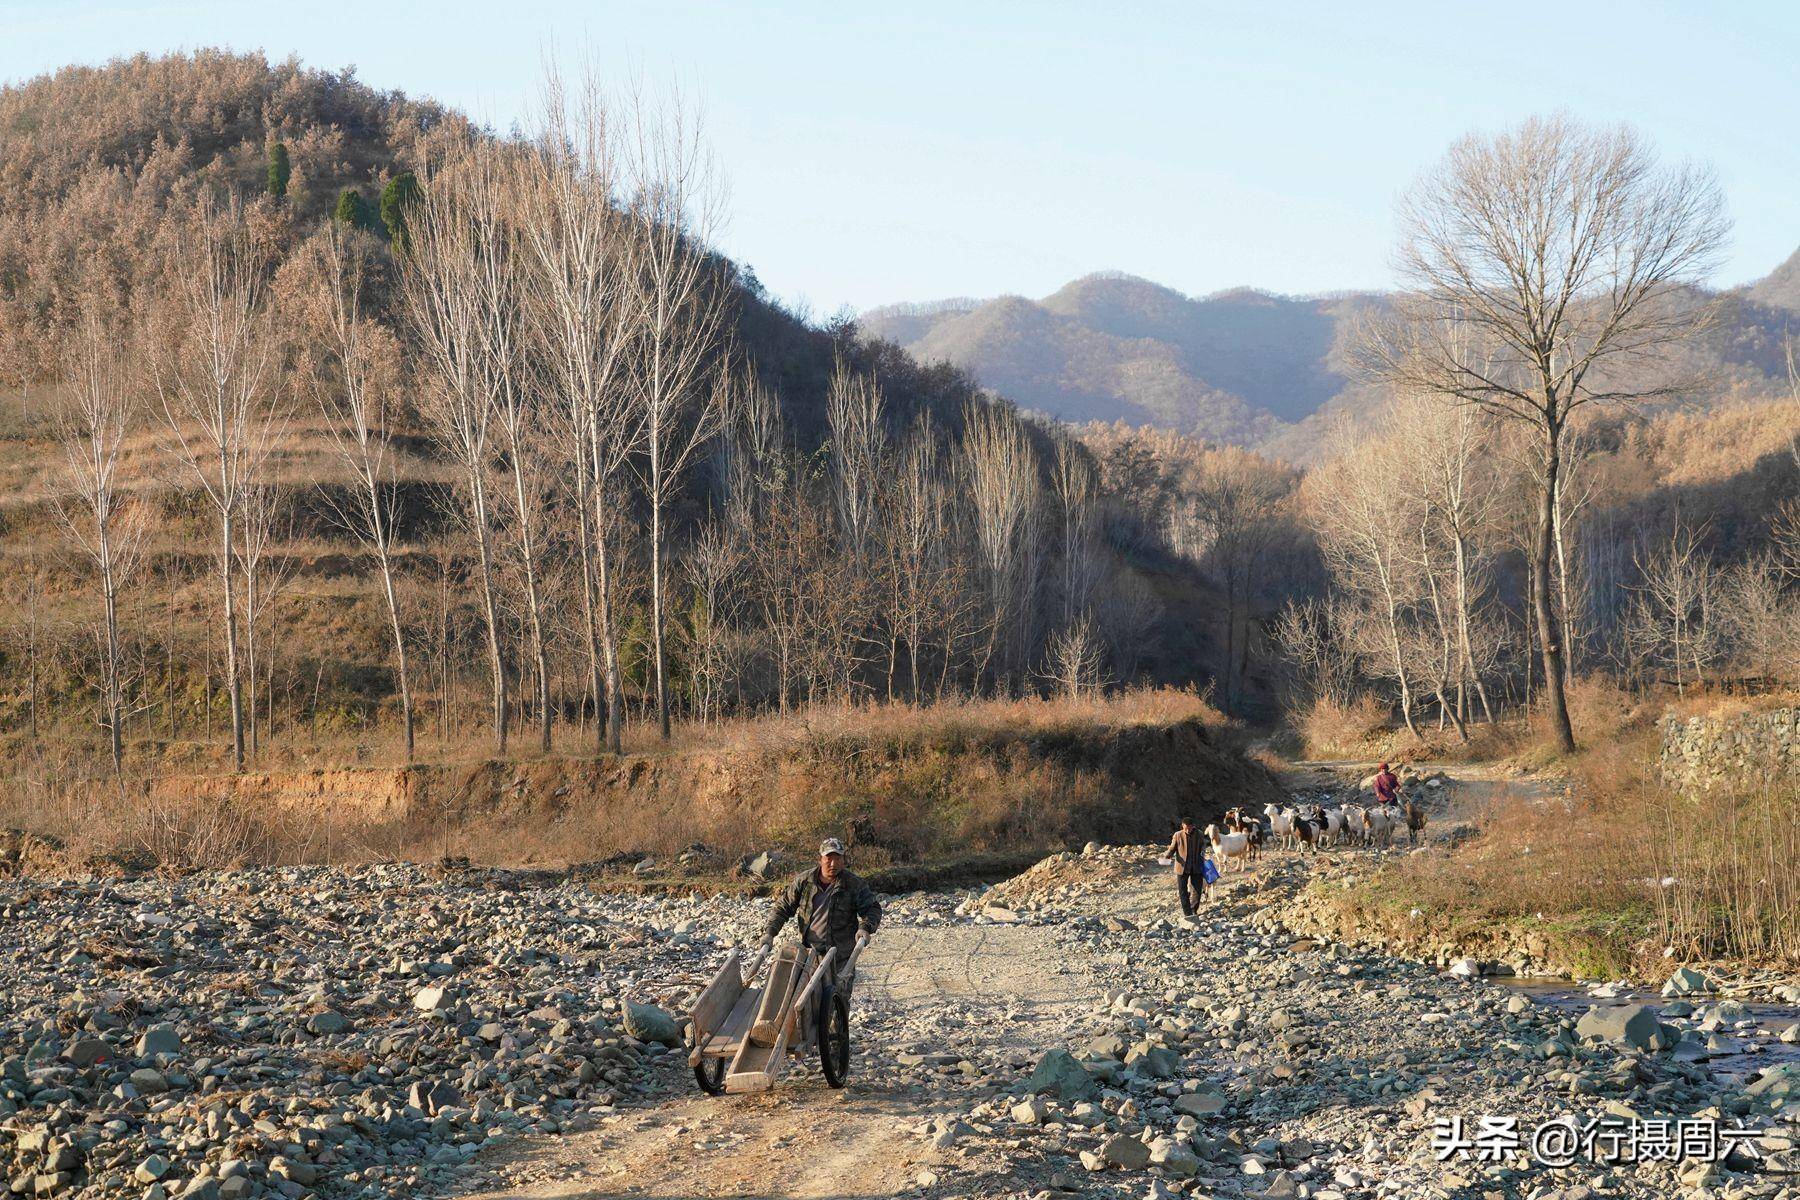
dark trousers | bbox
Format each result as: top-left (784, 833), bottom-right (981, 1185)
top-left (1176, 872), bottom-right (1206, 915)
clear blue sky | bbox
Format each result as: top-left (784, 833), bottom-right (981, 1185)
top-left (5, 0), bottom-right (1796, 316)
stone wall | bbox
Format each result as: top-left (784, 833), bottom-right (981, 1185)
top-left (1657, 707), bottom-right (1800, 792)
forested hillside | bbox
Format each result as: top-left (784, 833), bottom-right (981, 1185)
top-left (0, 51), bottom-right (1267, 783)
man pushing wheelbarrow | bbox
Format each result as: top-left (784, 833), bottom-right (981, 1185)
top-left (689, 838), bottom-right (882, 1094)
top-left (760, 837), bottom-right (883, 990)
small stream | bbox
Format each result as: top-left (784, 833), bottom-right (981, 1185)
top-left (1489, 976), bottom-right (1800, 1083)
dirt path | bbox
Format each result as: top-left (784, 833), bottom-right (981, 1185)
top-left (452, 902), bottom-right (1100, 1200)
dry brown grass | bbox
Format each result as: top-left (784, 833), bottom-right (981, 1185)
top-left (1361, 705), bottom-right (1800, 974)
top-left (1297, 694), bottom-right (1392, 759)
top-left (0, 686), bottom-right (1247, 876)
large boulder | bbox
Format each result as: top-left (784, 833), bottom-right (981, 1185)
top-left (64, 1038), bottom-right (110, 1067)
top-left (136, 1025), bottom-right (182, 1057)
top-left (304, 1011), bottom-right (348, 1036)
top-left (1744, 1063), bottom-right (1798, 1103)
top-left (412, 986), bottom-right (454, 1013)
top-left (737, 850), bottom-right (781, 880)
top-left (1148, 1137), bottom-right (1200, 1176)
top-left (1575, 1004), bottom-right (1667, 1051)
top-left (1662, 967), bottom-right (1712, 997)
top-left (622, 1000), bottom-right (681, 1047)
top-left (1124, 1043), bottom-right (1181, 1079)
top-left (1099, 1133), bottom-right (1150, 1169)
top-left (1025, 1049), bottom-right (1097, 1101)
top-left (1174, 1086), bottom-right (1228, 1116)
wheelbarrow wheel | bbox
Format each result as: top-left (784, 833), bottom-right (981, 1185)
top-left (818, 993), bottom-right (851, 1088)
top-left (694, 1055), bottom-right (727, 1096)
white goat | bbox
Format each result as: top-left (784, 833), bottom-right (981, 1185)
top-left (1264, 804), bottom-right (1298, 851)
top-left (1205, 823), bottom-right (1252, 872)
top-left (1365, 804), bottom-right (1398, 849)
top-left (1317, 807), bottom-right (1345, 849)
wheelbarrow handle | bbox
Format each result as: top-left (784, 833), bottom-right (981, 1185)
top-left (839, 933), bottom-right (869, 981)
top-left (740, 944), bottom-right (772, 987)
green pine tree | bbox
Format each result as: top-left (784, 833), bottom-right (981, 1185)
top-left (266, 142), bottom-right (291, 198)
top-left (379, 172), bottom-right (420, 249)
top-left (333, 188), bottom-right (374, 230)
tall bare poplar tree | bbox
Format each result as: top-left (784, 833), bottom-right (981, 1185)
top-left (152, 193), bottom-right (276, 772)
top-left (1373, 115), bottom-right (1728, 751)
top-left (625, 89), bottom-right (729, 739)
top-left (519, 65), bottom-right (641, 753)
top-left (963, 402), bottom-right (1042, 690)
top-left (402, 147), bottom-right (512, 753)
top-left (308, 227), bottom-right (416, 758)
top-left (54, 311), bottom-right (148, 780)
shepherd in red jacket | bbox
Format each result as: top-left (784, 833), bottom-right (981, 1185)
top-left (1372, 763), bottom-right (1401, 806)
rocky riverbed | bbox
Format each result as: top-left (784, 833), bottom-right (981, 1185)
top-left (2, 844), bottom-right (1797, 1200)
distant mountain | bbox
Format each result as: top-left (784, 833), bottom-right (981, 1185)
top-left (864, 261), bottom-right (1800, 461)
top-left (1750, 246), bottom-right (1800, 313)
top-left (862, 274), bottom-right (1367, 447)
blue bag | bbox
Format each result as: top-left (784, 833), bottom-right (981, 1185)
top-left (1202, 859), bottom-right (1220, 885)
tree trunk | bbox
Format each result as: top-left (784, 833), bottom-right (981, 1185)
top-left (1451, 529), bottom-right (1495, 723)
top-left (652, 481), bottom-right (670, 740)
top-left (470, 479), bottom-right (508, 755)
top-left (103, 571), bottom-right (123, 782)
top-left (593, 493), bottom-right (624, 755)
top-left (218, 488), bottom-right (245, 773)
top-left (1535, 424), bottom-right (1578, 752)
top-left (574, 458), bottom-right (607, 754)
top-left (377, 548), bottom-right (413, 761)
top-left (1553, 472), bottom-right (1578, 688)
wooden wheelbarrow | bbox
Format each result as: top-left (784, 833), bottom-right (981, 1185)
top-left (688, 936), bottom-right (868, 1095)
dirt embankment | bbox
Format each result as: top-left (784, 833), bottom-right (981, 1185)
top-left (109, 702), bottom-right (1284, 873)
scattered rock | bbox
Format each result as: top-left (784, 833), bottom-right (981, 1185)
top-left (623, 1000), bottom-right (681, 1047)
top-left (1099, 1133), bottom-right (1150, 1169)
top-left (1662, 966), bottom-right (1711, 996)
top-left (412, 985), bottom-right (454, 1012)
top-left (1025, 1049), bottom-right (1097, 1100)
top-left (1575, 1003), bottom-right (1666, 1051)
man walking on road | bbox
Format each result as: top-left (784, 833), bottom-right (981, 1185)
top-left (1165, 817), bottom-right (1209, 916)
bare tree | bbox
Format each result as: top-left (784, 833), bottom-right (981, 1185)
top-left (827, 361), bottom-right (887, 565)
top-left (401, 145), bottom-right (512, 753)
top-left (1272, 596), bottom-right (1359, 711)
top-left (518, 64), bottom-right (642, 753)
top-left (1399, 393), bottom-right (1501, 721)
top-left (236, 478), bottom-right (295, 761)
top-left (1720, 555), bottom-right (1800, 683)
top-left (682, 517), bottom-right (744, 723)
top-left (1180, 446), bottom-right (1288, 712)
top-left (1049, 432), bottom-right (1102, 629)
top-left (1627, 517), bottom-right (1722, 694)
top-left (1372, 115), bottom-right (1729, 750)
top-left (307, 226), bottom-right (417, 759)
top-left (624, 87), bottom-right (730, 739)
top-left (151, 192), bottom-right (278, 772)
top-left (52, 310), bottom-right (149, 780)
top-left (1040, 615), bottom-right (1108, 700)
top-left (1308, 430), bottom-right (1424, 737)
top-left (963, 402), bottom-right (1043, 690)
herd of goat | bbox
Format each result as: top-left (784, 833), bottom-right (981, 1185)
top-left (1202, 798), bottom-right (1428, 872)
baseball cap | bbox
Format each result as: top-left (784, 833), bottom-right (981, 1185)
top-left (819, 838), bottom-right (845, 856)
